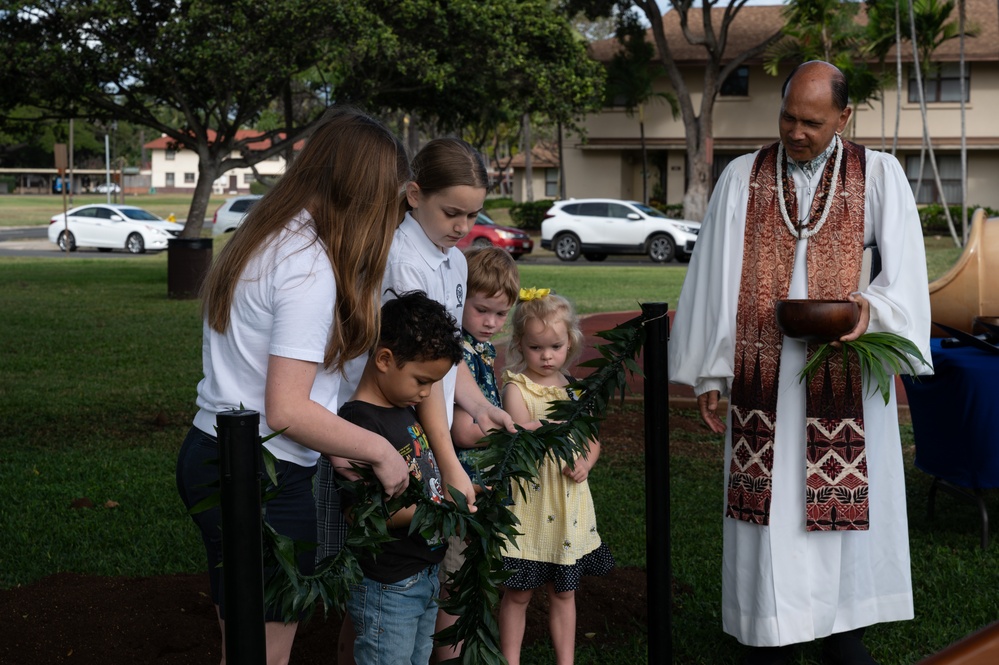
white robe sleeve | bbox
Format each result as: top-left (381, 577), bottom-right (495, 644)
top-left (668, 154), bottom-right (756, 397)
top-left (860, 150), bottom-right (934, 375)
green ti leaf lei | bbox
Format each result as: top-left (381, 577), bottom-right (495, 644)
top-left (255, 313), bottom-right (648, 665)
top-left (797, 331), bottom-right (929, 405)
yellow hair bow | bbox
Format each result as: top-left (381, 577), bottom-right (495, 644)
top-left (519, 287), bottom-right (551, 302)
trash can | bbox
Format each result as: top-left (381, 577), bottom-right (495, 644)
top-left (167, 237), bottom-right (213, 299)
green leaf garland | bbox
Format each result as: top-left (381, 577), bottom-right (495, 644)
top-left (252, 313), bottom-right (647, 664)
top-left (189, 317), bottom-right (648, 662)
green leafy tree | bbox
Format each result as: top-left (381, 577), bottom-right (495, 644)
top-left (0, 0), bottom-right (365, 237)
top-left (1, 1), bottom-right (602, 234)
top-left (604, 12), bottom-right (680, 204)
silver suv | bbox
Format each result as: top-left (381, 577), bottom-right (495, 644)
top-left (211, 195), bottom-right (262, 236)
top-left (541, 198), bottom-right (700, 263)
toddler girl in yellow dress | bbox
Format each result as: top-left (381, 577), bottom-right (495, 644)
top-left (498, 287), bottom-right (614, 665)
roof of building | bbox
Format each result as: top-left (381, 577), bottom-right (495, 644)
top-left (509, 145), bottom-right (559, 169)
top-left (588, 0), bottom-right (999, 65)
top-left (144, 129), bottom-right (306, 152)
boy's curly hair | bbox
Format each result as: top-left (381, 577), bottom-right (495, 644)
top-left (379, 290), bottom-right (463, 366)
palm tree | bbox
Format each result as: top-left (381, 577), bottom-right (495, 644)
top-left (765, 0), bottom-right (885, 137)
top-left (603, 12), bottom-right (679, 205)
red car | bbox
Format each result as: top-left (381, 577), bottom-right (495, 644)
top-left (456, 212), bottom-right (534, 259)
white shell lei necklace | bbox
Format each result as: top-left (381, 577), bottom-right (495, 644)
top-left (776, 133), bottom-right (843, 239)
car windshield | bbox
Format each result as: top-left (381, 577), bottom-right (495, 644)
top-left (476, 213), bottom-right (497, 226)
top-left (633, 204), bottom-right (669, 219)
top-left (119, 208), bottom-right (162, 221)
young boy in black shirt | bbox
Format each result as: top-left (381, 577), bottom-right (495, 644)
top-left (335, 290), bottom-right (464, 665)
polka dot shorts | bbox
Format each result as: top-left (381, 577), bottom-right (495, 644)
top-left (501, 542), bottom-right (615, 593)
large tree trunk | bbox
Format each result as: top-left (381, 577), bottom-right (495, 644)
top-left (181, 154), bottom-right (224, 238)
top-left (522, 113), bottom-right (534, 202)
top-left (683, 144), bottom-right (712, 222)
top-left (557, 120), bottom-right (566, 199)
top-left (640, 104), bottom-right (649, 204)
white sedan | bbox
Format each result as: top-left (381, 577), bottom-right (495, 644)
top-left (48, 204), bottom-right (182, 254)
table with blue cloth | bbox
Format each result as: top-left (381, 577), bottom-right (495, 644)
top-left (902, 338), bottom-right (999, 549)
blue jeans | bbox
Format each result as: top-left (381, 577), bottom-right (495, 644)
top-left (347, 564), bottom-right (441, 665)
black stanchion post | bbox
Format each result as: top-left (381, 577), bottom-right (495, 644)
top-left (217, 410), bottom-right (267, 665)
top-left (641, 302), bottom-right (671, 664)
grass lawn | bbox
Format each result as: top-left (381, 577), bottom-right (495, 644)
top-left (0, 238), bottom-right (992, 664)
top-left (0, 192), bottom-right (235, 226)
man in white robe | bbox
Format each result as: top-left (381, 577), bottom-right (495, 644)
top-left (668, 61), bottom-right (933, 665)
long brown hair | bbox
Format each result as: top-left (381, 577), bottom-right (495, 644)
top-left (201, 107), bottom-right (410, 371)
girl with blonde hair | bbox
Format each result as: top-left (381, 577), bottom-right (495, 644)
top-left (498, 288), bottom-right (614, 665)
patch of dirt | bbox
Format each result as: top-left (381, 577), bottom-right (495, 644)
top-left (0, 408), bottom-right (697, 664)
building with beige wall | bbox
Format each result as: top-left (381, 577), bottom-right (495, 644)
top-left (560, 0), bottom-right (999, 213)
top-left (509, 146), bottom-right (561, 203)
top-left (144, 131), bottom-right (301, 194)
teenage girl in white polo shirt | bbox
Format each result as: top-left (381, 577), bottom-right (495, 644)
top-left (176, 108), bottom-right (412, 665)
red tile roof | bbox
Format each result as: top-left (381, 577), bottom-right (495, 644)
top-left (144, 129), bottom-right (306, 151)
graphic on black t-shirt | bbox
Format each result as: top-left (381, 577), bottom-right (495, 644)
top-left (336, 400), bottom-right (448, 583)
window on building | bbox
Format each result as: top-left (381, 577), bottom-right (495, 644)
top-left (909, 63), bottom-right (969, 103)
top-left (905, 154), bottom-right (961, 204)
top-left (720, 66), bottom-right (749, 97)
top-left (165, 150), bottom-right (176, 161)
top-left (244, 173), bottom-right (256, 184)
top-left (165, 173), bottom-right (175, 186)
top-left (184, 173), bottom-right (195, 184)
top-left (544, 168), bottom-right (559, 198)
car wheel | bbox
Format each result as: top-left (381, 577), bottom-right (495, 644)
top-left (584, 253), bottom-right (608, 262)
top-left (648, 234), bottom-right (676, 263)
top-left (57, 230), bottom-right (77, 252)
top-left (126, 233), bottom-right (145, 254)
top-left (553, 233), bottom-right (581, 261)
top-left (472, 237), bottom-right (492, 248)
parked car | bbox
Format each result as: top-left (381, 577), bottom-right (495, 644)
top-left (211, 195), bottom-right (262, 236)
top-left (93, 182), bottom-right (121, 194)
top-left (456, 212), bottom-right (534, 258)
top-left (541, 198), bottom-right (700, 263)
top-left (47, 204), bottom-right (181, 253)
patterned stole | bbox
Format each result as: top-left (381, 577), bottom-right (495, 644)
top-left (726, 140), bottom-right (870, 532)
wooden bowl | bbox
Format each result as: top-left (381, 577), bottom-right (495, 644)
top-left (775, 299), bottom-right (860, 343)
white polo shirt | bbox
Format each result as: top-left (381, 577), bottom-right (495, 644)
top-left (193, 212), bottom-right (339, 466)
top-left (340, 212), bottom-right (467, 425)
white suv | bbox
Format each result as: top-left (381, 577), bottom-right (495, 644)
top-left (211, 195), bottom-right (262, 236)
top-left (541, 198), bottom-right (700, 263)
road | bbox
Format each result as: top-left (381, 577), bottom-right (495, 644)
top-left (0, 226), bottom-right (687, 265)
top-left (0, 225), bottom-right (156, 258)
